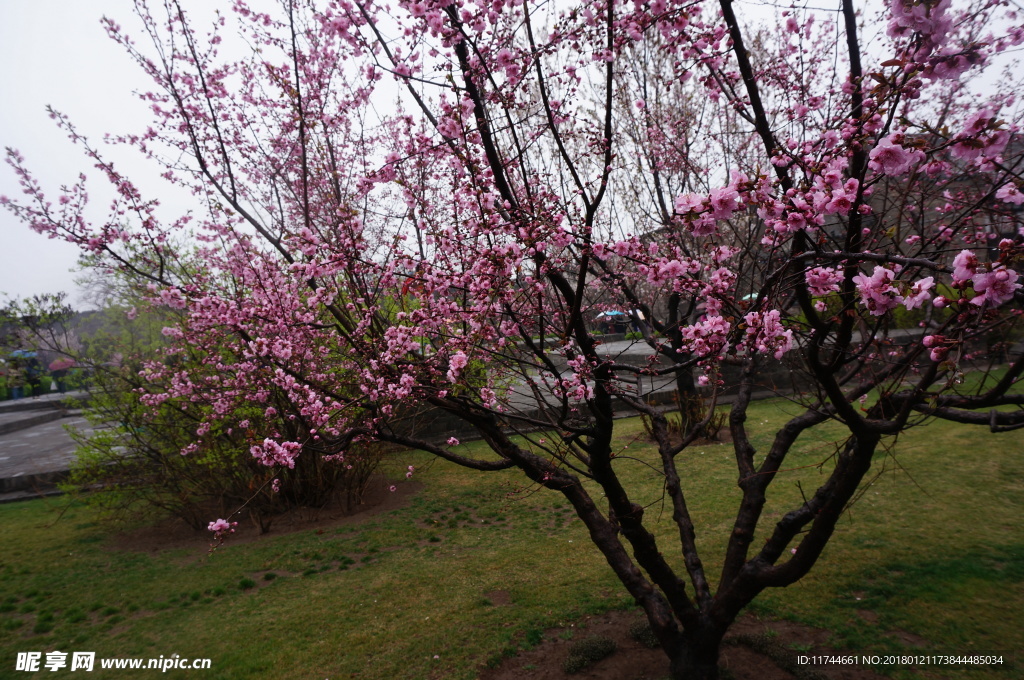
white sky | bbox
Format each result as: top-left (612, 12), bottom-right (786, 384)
top-left (0, 0), bottom-right (151, 307)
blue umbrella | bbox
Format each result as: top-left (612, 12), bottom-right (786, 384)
top-left (9, 350), bottom-right (37, 359)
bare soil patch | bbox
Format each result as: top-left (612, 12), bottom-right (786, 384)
top-left (478, 610), bottom-right (887, 680)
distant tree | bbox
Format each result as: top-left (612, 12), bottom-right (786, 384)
top-left (1, 292), bottom-right (77, 354)
top-left (4, 0), bottom-right (1024, 676)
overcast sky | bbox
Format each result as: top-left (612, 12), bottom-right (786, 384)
top-left (0, 1), bottom-right (147, 307)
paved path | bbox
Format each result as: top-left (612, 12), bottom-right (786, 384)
top-left (0, 415), bottom-right (94, 482)
top-left (0, 392), bottom-right (93, 501)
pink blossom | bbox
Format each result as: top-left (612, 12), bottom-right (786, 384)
top-left (447, 437), bottom-right (460, 446)
top-left (824, 190), bottom-right (854, 215)
top-left (786, 211), bottom-right (807, 231)
top-left (950, 139), bottom-right (984, 161)
top-left (926, 48), bottom-right (975, 80)
top-left (689, 214), bottom-right (718, 237)
top-left (208, 518), bottom-right (232, 533)
top-left (658, 260), bottom-right (688, 279)
top-left (157, 287), bottom-right (187, 309)
top-left (963, 108), bottom-right (995, 135)
top-left (868, 136), bottom-right (924, 176)
top-left (853, 266), bottom-right (902, 315)
top-left (681, 315), bottom-right (731, 357)
top-left (805, 266), bottom-right (842, 297)
top-left (951, 250), bottom-right (979, 285)
top-left (708, 186), bottom-right (740, 219)
top-left (971, 267), bottom-right (1020, 307)
top-left (903, 276), bottom-right (934, 310)
top-left (250, 438), bottom-right (301, 468)
top-left (887, 0), bottom-right (951, 44)
top-left (742, 310), bottom-right (793, 359)
top-left (923, 336), bottom-right (950, 362)
top-left (995, 183), bottom-right (1024, 205)
top-left (447, 351), bottom-right (469, 381)
top-left (480, 387), bottom-right (497, 408)
top-left (674, 193), bottom-right (704, 214)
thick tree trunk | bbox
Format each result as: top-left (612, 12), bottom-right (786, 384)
top-left (676, 368), bottom-right (696, 401)
top-left (668, 629), bottom-right (724, 680)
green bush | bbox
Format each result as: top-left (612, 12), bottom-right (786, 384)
top-left (66, 368), bottom-right (383, 532)
top-left (562, 635), bottom-right (616, 674)
top-left (793, 284), bottom-right (959, 331)
top-left (641, 391), bottom-right (726, 442)
top-left (628, 619), bottom-right (660, 648)
top-left (13, 376), bottom-right (52, 397)
top-left (63, 307), bottom-right (382, 534)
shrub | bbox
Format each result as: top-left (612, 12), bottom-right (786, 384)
top-left (628, 619), bottom-right (660, 648)
top-left (62, 306), bottom-right (382, 533)
top-left (641, 391), bottom-right (726, 443)
top-left (562, 635), bottom-right (616, 674)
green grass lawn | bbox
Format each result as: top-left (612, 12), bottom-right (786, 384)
top-left (1, 399), bottom-right (1021, 679)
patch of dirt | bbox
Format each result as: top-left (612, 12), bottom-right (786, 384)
top-left (417, 504), bottom-right (512, 531)
top-left (106, 477), bottom-right (422, 554)
top-left (648, 428), bottom-right (733, 450)
top-left (484, 590), bottom-right (513, 606)
top-left (885, 630), bottom-right (929, 648)
top-left (855, 610), bottom-right (879, 624)
top-left (478, 610), bottom-right (888, 680)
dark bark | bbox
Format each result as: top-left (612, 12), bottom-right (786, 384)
top-left (667, 626), bottom-right (726, 680)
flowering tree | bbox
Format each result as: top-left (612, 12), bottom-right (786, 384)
top-left (5, 0), bottom-right (1024, 676)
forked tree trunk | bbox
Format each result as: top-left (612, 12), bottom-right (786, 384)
top-left (668, 628), bottom-right (725, 680)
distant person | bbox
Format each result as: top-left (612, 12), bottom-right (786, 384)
top-left (49, 358), bottom-right (75, 394)
top-left (25, 358), bottom-right (42, 399)
top-left (8, 360), bottom-right (26, 400)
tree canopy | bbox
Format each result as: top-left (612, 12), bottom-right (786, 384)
top-left (4, 0), bottom-right (1024, 676)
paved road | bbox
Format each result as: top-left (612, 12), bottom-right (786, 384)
top-left (0, 392), bottom-right (93, 499)
top-left (0, 415), bottom-right (95, 483)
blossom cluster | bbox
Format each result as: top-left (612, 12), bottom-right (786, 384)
top-left (951, 250), bottom-right (1021, 308)
top-left (852, 267), bottom-right (935, 316)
